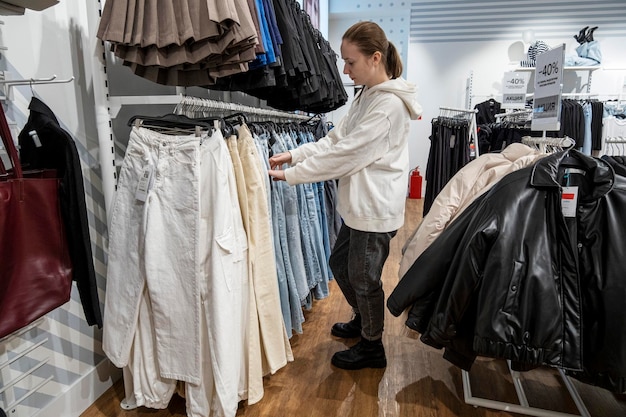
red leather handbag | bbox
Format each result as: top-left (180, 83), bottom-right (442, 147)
top-left (0, 105), bottom-right (72, 339)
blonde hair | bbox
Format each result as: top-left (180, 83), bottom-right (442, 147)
top-left (342, 21), bottom-right (403, 78)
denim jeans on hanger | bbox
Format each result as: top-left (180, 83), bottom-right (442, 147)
top-left (282, 131), bottom-right (319, 302)
top-left (295, 132), bottom-right (329, 299)
top-left (106, 128), bottom-right (247, 415)
top-left (285, 130), bottom-right (329, 300)
top-left (270, 132), bottom-right (306, 336)
top-left (299, 130), bottom-right (332, 280)
top-left (307, 180), bottom-right (330, 300)
top-left (256, 130), bottom-right (293, 335)
top-left (105, 127), bottom-right (206, 384)
top-left (278, 131), bottom-right (311, 303)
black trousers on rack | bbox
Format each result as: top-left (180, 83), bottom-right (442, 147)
top-left (424, 119), bottom-right (470, 215)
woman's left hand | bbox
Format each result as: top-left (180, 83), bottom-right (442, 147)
top-left (268, 169), bottom-right (286, 181)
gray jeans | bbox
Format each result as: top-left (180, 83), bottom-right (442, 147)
top-left (329, 223), bottom-right (396, 341)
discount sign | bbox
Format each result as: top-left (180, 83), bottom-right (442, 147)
top-left (502, 71), bottom-right (530, 109)
top-left (532, 44), bottom-right (565, 131)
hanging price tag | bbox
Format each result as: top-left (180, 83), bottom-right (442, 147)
top-left (532, 44), bottom-right (565, 131)
top-left (502, 71), bottom-right (530, 109)
top-left (135, 164), bottom-right (154, 202)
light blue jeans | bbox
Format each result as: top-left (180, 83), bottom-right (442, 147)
top-left (270, 132), bottom-right (306, 336)
top-left (282, 131), bottom-right (321, 299)
top-left (300, 130), bottom-right (333, 281)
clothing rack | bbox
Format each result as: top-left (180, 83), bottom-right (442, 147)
top-left (174, 95), bottom-right (314, 122)
top-left (438, 106), bottom-right (479, 157)
top-left (522, 135), bottom-right (575, 153)
top-left (462, 362), bottom-right (591, 417)
top-left (495, 108), bottom-right (533, 122)
top-left (463, 132), bottom-right (591, 417)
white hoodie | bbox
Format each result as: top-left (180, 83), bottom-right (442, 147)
top-left (285, 77), bottom-right (422, 232)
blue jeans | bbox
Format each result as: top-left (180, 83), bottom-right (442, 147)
top-left (282, 132), bottom-right (323, 298)
top-left (304, 181), bottom-right (330, 300)
top-left (329, 223), bottom-right (396, 341)
top-left (271, 132), bottom-right (307, 335)
top-left (300, 131), bottom-right (332, 280)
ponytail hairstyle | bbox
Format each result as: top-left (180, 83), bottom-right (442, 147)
top-left (342, 21), bottom-right (403, 79)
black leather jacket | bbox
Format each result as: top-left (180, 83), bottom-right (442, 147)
top-left (18, 98), bottom-right (103, 327)
top-left (388, 150), bottom-right (626, 393)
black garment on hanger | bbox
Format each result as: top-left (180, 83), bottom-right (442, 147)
top-left (423, 117), bottom-right (471, 215)
top-left (390, 150), bottom-right (626, 394)
top-left (211, 0), bottom-right (347, 113)
top-left (474, 99), bottom-right (504, 125)
top-left (559, 100), bottom-right (585, 148)
top-left (18, 97), bottom-right (103, 327)
top-left (591, 101), bottom-right (604, 150)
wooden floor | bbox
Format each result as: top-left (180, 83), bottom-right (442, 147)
top-left (82, 199), bottom-right (626, 417)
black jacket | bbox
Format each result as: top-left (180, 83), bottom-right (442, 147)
top-left (18, 98), bottom-right (103, 327)
top-left (388, 150), bottom-right (626, 393)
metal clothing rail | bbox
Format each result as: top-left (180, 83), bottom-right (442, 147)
top-left (174, 95), bottom-right (314, 122)
top-left (438, 106), bottom-right (478, 116)
top-left (0, 74), bottom-right (75, 100)
top-left (605, 137), bottom-right (626, 143)
top-left (495, 109), bottom-right (533, 121)
top-left (522, 135), bottom-right (575, 155)
top-left (438, 106), bottom-right (480, 158)
top-left (603, 137), bottom-right (626, 156)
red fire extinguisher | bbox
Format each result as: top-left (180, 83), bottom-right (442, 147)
top-left (409, 166), bottom-right (423, 199)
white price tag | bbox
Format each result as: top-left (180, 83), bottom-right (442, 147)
top-left (29, 130), bottom-right (42, 148)
top-left (561, 186), bottom-right (578, 218)
top-left (502, 71), bottom-right (530, 109)
top-left (135, 165), bottom-right (154, 202)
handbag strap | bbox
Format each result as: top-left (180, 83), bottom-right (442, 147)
top-left (0, 104), bottom-right (22, 178)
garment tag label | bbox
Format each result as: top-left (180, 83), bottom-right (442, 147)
top-left (564, 168), bottom-right (586, 176)
top-left (135, 165), bottom-right (154, 202)
top-left (29, 130), bottom-right (42, 147)
top-left (450, 134), bottom-right (456, 149)
top-left (561, 186), bottom-right (578, 217)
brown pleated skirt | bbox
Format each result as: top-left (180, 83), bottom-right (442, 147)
top-left (97, 0), bottom-right (257, 47)
top-left (97, 0), bottom-right (260, 86)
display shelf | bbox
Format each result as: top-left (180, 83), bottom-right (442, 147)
top-left (510, 66), bottom-right (601, 93)
top-left (514, 66), bottom-right (601, 72)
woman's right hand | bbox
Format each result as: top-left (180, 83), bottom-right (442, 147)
top-left (269, 151), bottom-right (292, 170)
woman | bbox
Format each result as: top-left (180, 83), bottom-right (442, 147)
top-left (268, 21), bottom-right (422, 370)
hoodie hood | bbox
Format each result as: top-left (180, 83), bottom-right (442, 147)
top-left (367, 78), bottom-right (423, 120)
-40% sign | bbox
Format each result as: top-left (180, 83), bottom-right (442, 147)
top-left (538, 61), bottom-right (559, 77)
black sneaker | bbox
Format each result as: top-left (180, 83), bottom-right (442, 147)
top-left (331, 338), bottom-right (387, 370)
top-left (331, 314), bottom-right (361, 338)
